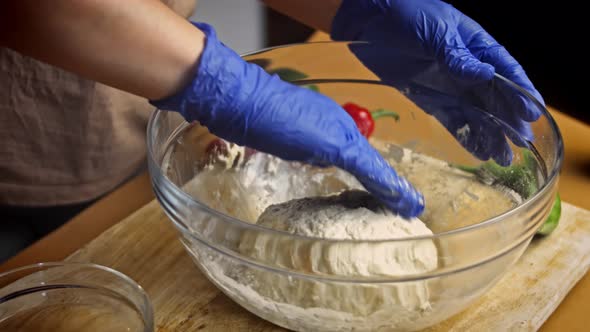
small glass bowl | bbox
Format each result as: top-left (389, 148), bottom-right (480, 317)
top-left (0, 262), bottom-right (153, 332)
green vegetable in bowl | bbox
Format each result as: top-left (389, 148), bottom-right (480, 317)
top-left (306, 84), bottom-right (319, 92)
top-left (454, 150), bottom-right (561, 235)
top-left (454, 161), bottom-right (537, 199)
top-left (267, 67), bottom-right (308, 82)
top-left (264, 67), bottom-right (318, 92)
top-left (537, 193), bottom-right (561, 236)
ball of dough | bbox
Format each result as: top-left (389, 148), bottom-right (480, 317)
top-left (238, 190), bottom-right (438, 321)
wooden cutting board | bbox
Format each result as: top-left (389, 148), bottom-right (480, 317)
top-left (66, 200), bottom-right (590, 332)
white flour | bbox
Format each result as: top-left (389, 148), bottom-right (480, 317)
top-left (184, 151), bottom-right (363, 223)
top-left (199, 252), bottom-right (439, 332)
top-left (234, 190), bottom-right (438, 329)
top-left (254, 190), bottom-right (432, 241)
top-left (180, 142), bottom-right (521, 331)
top-left (216, 142), bottom-right (246, 169)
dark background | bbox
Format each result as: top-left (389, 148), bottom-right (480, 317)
top-left (265, 4), bottom-right (586, 124)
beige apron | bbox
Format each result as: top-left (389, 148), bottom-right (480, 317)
top-left (0, 0), bottom-right (196, 206)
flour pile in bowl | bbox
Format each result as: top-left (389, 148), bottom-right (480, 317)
top-left (243, 190), bottom-right (436, 276)
top-left (239, 189), bottom-right (437, 319)
top-left (180, 141), bottom-right (521, 331)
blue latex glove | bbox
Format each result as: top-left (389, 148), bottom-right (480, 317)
top-left (332, 0), bottom-right (545, 166)
top-left (151, 23), bottom-right (424, 218)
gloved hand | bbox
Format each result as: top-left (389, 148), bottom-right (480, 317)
top-left (150, 23), bottom-right (424, 218)
top-left (332, 0), bottom-right (545, 166)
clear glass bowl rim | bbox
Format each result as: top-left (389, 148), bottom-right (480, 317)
top-left (0, 261), bottom-right (154, 330)
top-left (147, 41), bottom-right (564, 245)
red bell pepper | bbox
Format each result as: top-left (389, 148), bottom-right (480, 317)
top-left (342, 102), bottom-right (399, 138)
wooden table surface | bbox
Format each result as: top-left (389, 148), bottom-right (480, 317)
top-left (2, 34), bottom-right (589, 330)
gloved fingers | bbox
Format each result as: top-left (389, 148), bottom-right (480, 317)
top-left (359, 174), bottom-right (425, 219)
top-left (467, 31), bottom-right (543, 122)
top-left (466, 109), bottom-right (530, 165)
top-left (494, 84), bottom-right (535, 145)
top-left (255, 88), bottom-right (425, 217)
top-left (437, 107), bottom-right (513, 166)
top-left (336, 138), bottom-right (425, 218)
top-left (404, 84), bottom-right (514, 165)
top-left (488, 96), bottom-right (534, 147)
top-left (451, 112), bottom-right (514, 167)
top-left (440, 33), bottom-right (495, 82)
top-left (488, 135), bottom-right (514, 167)
top-left (503, 117), bottom-right (533, 149)
top-left (237, 84), bottom-right (358, 164)
top-left (472, 79), bottom-right (535, 147)
top-left (347, 42), bottom-right (435, 89)
top-left (496, 72), bottom-right (544, 124)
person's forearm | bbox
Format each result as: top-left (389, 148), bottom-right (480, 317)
top-left (262, 0), bottom-right (342, 32)
top-left (0, 0), bottom-right (204, 100)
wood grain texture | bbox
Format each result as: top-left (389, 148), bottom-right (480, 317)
top-left (66, 200), bottom-right (590, 331)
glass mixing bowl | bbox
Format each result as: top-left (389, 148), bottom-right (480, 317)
top-left (0, 262), bottom-right (153, 332)
top-left (147, 42), bottom-right (562, 331)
